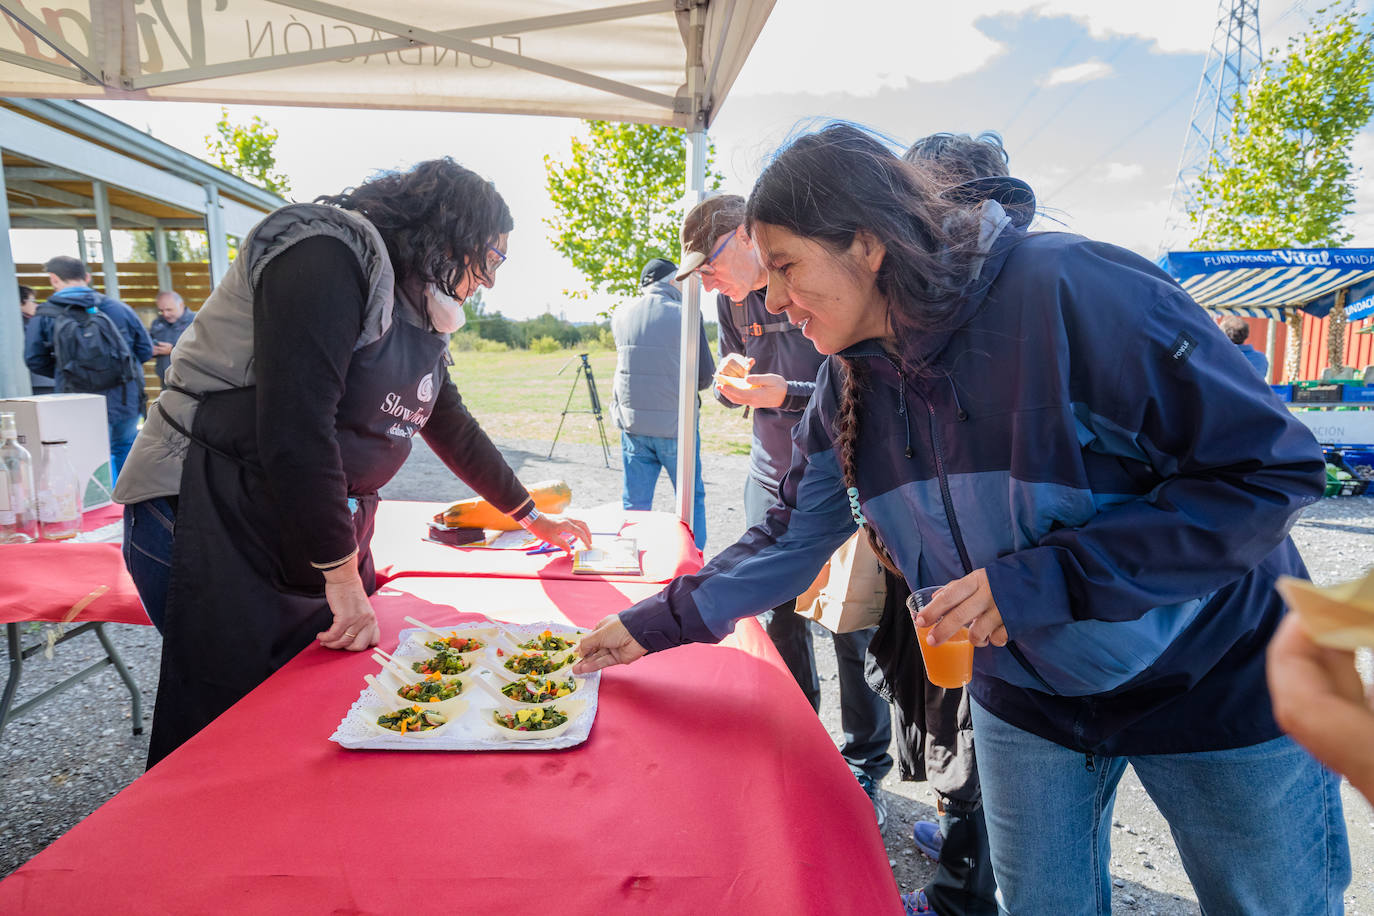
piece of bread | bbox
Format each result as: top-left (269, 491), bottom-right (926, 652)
top-left (717, 352), bottom-right (750, 378)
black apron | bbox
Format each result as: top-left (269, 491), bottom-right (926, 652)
top-left (148, 316), bottom-right (447, 765)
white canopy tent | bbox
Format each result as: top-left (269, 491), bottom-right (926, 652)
top-left (1, 0), bottom-right (776, 532)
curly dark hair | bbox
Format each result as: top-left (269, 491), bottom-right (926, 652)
top-left (902, 131), bottom-right (1010, 183)
top-left (316, 158), bottom-right (513, 297)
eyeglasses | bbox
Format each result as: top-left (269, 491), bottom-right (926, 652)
top-left (695, 232), bottom-right (735, 277)
top-left (487, 245), bottom-right (507, 272)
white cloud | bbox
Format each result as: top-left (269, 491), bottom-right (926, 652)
top-left (1041, 59), bottom-right (1113, 87)
top-left (1102, 162), bottom-right (1144, 182)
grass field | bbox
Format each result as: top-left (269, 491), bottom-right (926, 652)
top-left (447, 347), bottom-right (754, 456)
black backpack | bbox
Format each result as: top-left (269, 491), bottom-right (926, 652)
top-left (37, 301), bottom-right (140, 394)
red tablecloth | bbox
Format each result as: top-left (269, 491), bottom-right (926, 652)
top-left (371, 501), bottom-right (702, 585)
top-left (0, 577), bottom-right (902, 915)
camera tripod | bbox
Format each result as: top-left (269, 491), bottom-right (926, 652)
top-left (549, 352), bottom-right (611, 467)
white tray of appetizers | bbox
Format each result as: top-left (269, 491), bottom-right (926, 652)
top-left (329, 618), bottom-right (599, 752)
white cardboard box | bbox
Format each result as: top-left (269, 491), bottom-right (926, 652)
top-left (0, 394), bottom-right (113, 510)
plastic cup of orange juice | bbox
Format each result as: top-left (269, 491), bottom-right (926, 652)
top-left (908, 586), bottom-right (974, 689)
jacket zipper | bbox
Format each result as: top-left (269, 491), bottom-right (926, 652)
top-left (912, 379), bottom-right (1061, 697)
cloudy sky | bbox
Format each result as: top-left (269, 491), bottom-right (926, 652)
top-left (12, 0), bottom-right (1374, 322)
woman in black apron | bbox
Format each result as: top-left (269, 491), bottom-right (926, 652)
top-left (116, 159), bottom-right (591, 765)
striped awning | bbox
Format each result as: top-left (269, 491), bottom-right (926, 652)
top-left (1159, 248), bottom-right (1374, 320)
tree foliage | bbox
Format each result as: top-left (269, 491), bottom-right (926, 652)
top-left (544, 121), bottom-right (724, 302)
top-left (1189, 2), bottom-right (1374, 249)
top-left (205, 107), bottom-right (292, 196)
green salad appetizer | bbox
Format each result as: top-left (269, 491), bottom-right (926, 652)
top-left (397, 674), bottom-right (462, 703)
top-left (501, 676), bottom-right (576, 704)
top-left (376, 705), bottom-right (446, 734)
top-left (424, 634), bottom-right (483, 653)
top-left (517, 629), bottom-right (577, 652)
top-left (413, 649), bottom-right (471, 676)
top-left (493, 706), bottom-right (569, 732)
top-left (503, 650), bottom-right (569, 676)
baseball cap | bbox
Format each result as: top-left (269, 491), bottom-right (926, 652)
top-left (639, 257), bottom-right (677, 288)
top-left (676, 194), bottom-right (746, 280)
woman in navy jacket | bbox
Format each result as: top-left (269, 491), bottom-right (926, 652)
top-left (575, 124), bottom-right (1350, 914)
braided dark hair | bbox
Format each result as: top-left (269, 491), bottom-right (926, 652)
top-left (835, 356), bottom-right (903, 576)
top-left (316, 157), bottom-right (513, 298)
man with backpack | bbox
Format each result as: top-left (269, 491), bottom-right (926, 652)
top-left (24, 256), bottom-right (153, 484)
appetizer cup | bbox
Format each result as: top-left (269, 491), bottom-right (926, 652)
top-left (406, 625), bottom-right (497, 662)
top-left (470, 671), bottom-right (584, 710)
top-left (358, 700), bottom-right (466, 738)
top-left (487, 699), bottom-right (587, 741)
top-left (495, 648), bottom-right (577, 678)
top-left (375, 669), bottom-right (471, 719)
top-left (511, 628), bottom-right (585, 654)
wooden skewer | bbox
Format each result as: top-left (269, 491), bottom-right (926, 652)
top-left (403, 616), bottom-right (450, 639)
top-left (371, 652), bottom-right (420, 683)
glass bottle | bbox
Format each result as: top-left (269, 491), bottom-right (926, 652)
top-left (0, 412), bottom-right (38, 543)
top-left (37, 439), bottom-right (83, 541)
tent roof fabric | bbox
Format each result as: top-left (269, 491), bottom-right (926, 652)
top-left (0, 0), bottom-right (773, 128)
top-left (1160, 248), bottom-right (1374, 322)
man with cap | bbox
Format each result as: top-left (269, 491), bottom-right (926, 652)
top-left (609, 257), bottom-right (714, 550)
top-left (677, 195), bottom-right (893, 824)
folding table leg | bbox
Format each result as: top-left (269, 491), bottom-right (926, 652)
top-left (93, 623), bottom-right (145, 735)
top-left (0, 623), bottom-right (23, 738)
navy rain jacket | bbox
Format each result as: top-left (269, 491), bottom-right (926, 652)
top-left (24, 286), bottom-right (153, 425)
top-left (621, 217), bottom-right (1324, 757)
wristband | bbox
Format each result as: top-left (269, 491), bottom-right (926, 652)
top-left (517, 507), bottom-right (543, 530)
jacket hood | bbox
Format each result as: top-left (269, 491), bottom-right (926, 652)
top-left (642, 279), bottom-right (681, 303)
top-left (945, 176), bottom-right (1036, 230)
top-left (840, 198), bottom-right (1026, 371)
top-left (47, 286), bottom-right (102, 310)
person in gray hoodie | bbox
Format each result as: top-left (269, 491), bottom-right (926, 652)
top-left (610, 258), bottom-right (714, 550)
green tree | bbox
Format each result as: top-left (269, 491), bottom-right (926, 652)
top-left (544, 121), bottom-right (724, 305)
top-left (1189, 3), bottom-right (1374, 376)
top-left (205, 107), bottom-right (292, 196)
top-left (127, 230), bottom-right (206, 265)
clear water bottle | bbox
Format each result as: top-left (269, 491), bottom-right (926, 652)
top-left (0, 411), bottom-right (38, 543)
top-left (38, 439), bottom-right (83, 541)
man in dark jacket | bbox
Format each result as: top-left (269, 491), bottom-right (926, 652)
top-left (676, 194), bottom-right (893, 824)
top-left (1218, 316), bottom-right (1269, 378)
top-left (610, 258), bottom-right (714, 549)
top-left (24, 256), bottom-right (153, 484)
top-left (148, 290), bottom-right (194, 385)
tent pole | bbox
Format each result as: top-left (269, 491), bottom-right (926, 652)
top-left (92, 180), bottom-right (119, 298)
top-left (154, 225), bottom-right (172, 291)
top-left (0, 146), bottom-right (34, 399)
top-left (674, 0), bottom-right (708, 546)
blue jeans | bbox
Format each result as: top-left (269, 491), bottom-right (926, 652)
top-left (109, 415), bottom-right (139, 486)
top-left (620, 432), bottom-right (707, 550)
top-left (970, 700), bottom-right (1350, 915)
top-left (745, 476), bottom-right (893, 784)
top-left (123, 497), bottom-right (177, 632)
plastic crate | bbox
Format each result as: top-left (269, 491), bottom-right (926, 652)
top-left (1294, 384), bottom-right (1344, 403)
top-left (1270, 384), bottom-right (1293, 402)
top-left (1340, 386), bottom-right (1374, 404)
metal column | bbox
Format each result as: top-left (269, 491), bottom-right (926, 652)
top-left (153, 225), bottom-right (172, 291)
top-left (0, 146), bottom-right (33, 398)
top-left (204, 184), bottom-right (229, 288)
top-left (91, 180), bottom-right (119, 298)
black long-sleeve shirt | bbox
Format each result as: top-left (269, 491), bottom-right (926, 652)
top-left (253, 236), bottom-right (528, 567)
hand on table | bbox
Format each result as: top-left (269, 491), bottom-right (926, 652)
top-left (317, 564), bottom-right (380, 651)
top-left (525, 513), bottom-right (593, 557)
top-left (1266, 613), bottom-right (1374, 802)
top-left (715, 372), bottom-right (787, 409)
top-left (912, 568), bottom-right (1008, 648)
top-left (572, 614), bottom-right (647, 674)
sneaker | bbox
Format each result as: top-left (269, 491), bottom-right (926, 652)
top-left (856, 775), bottom-right (887, 830)
top-left (912, 820), bottom-right (943, 862)
top-left (900, 890), bottom-right (933, 915)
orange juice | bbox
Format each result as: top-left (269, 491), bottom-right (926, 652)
top-left (915, 625), bottom-right (974, 688)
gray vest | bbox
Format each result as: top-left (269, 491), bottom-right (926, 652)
top-left (610, 280), bottom-right (714, 440)
top-left (114, 204), bottom-right (396, 505)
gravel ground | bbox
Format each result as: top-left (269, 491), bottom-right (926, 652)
top-left (3, 434), bottom-right (1372, 915)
